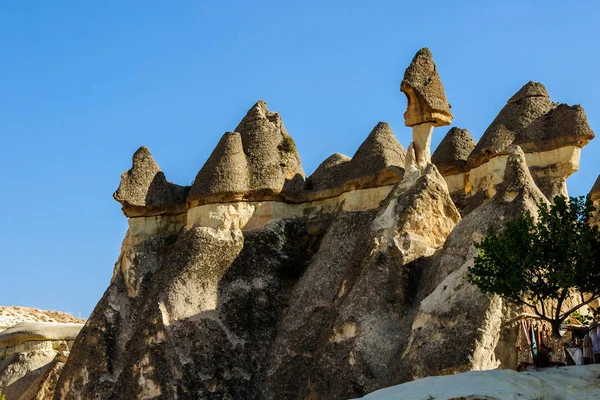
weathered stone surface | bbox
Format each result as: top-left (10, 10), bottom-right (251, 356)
top-left (507, 80), bottom-right (549, 103)
top-left (0, 311), bottom-right (83, 400)
top-left (0, 322), bottom-right (83, 349)
top-left (56, 160), bottom-right (461, 400)
top-left (113, 146), bottom-right (189, 217)
top-left (467, 82), bottom-right (554, 169)
top-left (0, 307), bottom-right (84, 333)
top-left (432, 127), bottom-right (476, 175)
top-left (16, 352), bottom-right (68, 400)
top-left (400, 48), bottom-right (453, 127)
top-left (50, 48), bottom-right (597, 400)
top-left (395, 146), bottom-right (548, 381)
top-left (306, 153), bottom-right (351, 192)
top-left (452, 82), bottom-right (595, 210)
top-left (187, 101), bottom-right (305, 207)
top-left (304, 122), bottom-right (405, 200)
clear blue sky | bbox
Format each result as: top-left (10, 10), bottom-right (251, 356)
top-left (1, 1), bottom-right (598, 318)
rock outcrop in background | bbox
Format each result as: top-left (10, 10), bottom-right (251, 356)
top-left (0, 307), bottom-right (84, 400)
top-left (53, 48), bottom-right (596, 400)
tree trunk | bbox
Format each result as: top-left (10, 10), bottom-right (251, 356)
top-left (551, 320), bottom-right (563, 339)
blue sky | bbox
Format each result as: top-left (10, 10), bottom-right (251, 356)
top-left (0, 1), bottom-right (598, 317)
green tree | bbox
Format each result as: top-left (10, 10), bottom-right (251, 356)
top-left (468, 195), bottom-right (600, 338)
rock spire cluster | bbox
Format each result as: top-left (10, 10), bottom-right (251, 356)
top-left (42, 47), bottom-right (597, 400)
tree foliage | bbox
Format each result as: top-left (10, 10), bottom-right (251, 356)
top-left (468, 195), bottom-right (600, 338)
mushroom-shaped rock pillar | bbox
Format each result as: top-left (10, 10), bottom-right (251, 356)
top-left (401, 48), bottom-right (453, 170)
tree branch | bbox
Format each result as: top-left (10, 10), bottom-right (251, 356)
top-left (559, 295), bottom-right (599, 322)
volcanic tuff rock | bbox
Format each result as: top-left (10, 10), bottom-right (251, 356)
top-left (432, 81), bottom-right (595, 214)
top-left (53, 47), bottom-right (598, 400)
top-left (0, 309), bottom-right (84, 400)
top-left (113, 146), bottom-right (189, 217)
top-left (400, 47), bottom-right (453, 127)
top-left (0, 307), bottom-right (83, 333)
top-left (431, 127), bottom-right (476, 176)
top-left (304, 122), bottom-right (405, 199)
top-left (187, 100), bottom-right (305, 207)
top-left (467, 81), bottom-right (555, 169)
top-left (396, 146), bottom-right (548, 381)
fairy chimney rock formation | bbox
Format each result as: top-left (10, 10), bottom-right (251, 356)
top-left (187, 100), bottom-right (305, 208)
top-left (113, 146), bottom-right (189, 217)
top-left (459, 81), bottom-right (594, 206)
top-left (55, 47), bottom-right (598, 400)
top-left (432, 127), bottom-right (476, 176)
top-left (401, 48), bottom-right (453, 170)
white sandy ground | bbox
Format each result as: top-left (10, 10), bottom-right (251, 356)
top-left (358, 365), bottom-right (600, 400)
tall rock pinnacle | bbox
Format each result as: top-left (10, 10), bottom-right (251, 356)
top-left (401, 47), bottom-right (453, 128)
top-left (401, 48), bottom-right (453, 171)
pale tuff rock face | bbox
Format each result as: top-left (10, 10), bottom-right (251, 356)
top-left (0, 312), bottom-right (84, 400)
top-left (400, 47), bottom-right (453, 127)
top-left (113, 146), bottom-right (189, 217)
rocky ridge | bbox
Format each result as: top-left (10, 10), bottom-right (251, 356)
top-left (0, 308), bottom-right (84, 400)
top-left (52, 48), bottom-right (597, 400)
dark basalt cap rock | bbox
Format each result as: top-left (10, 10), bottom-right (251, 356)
top-left (305, 122), bottom-right (405, 196)
top-left (591, 175), bottom-right (600, 201)
top-left (187, 100), bottom-right (305, 207)
top-left (516, 103), bottom-right (595, 152)
top-left (432, 127), bottom-right (476, 175)
top-left (113, 146), bottom-right (189, 217)
top-left (467, 82), bottom-right (555, 168)
top-left (401, 47), bottom-right (453, 127)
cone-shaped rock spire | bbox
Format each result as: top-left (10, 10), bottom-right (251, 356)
top-left (507, 81), bottom-right (549, 103)
top-left (187, 132), bottom-right (250, 206)
top-left (401, 48), bottom-right (453, 127)
top-left (113, 146), bottom-right (189, 217)
top-left (351, 122), bottom-right (406, 174)
top-left (306, 122), bottom-right (405, 195)
top-left (306, 153), bottom-right (351, 192)
top-left (467, 81), bottom-right (554, 168)
top-left (432, 127), bottom-right (476, 175)
top-left (187, 101), bottom-right (305, 207)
